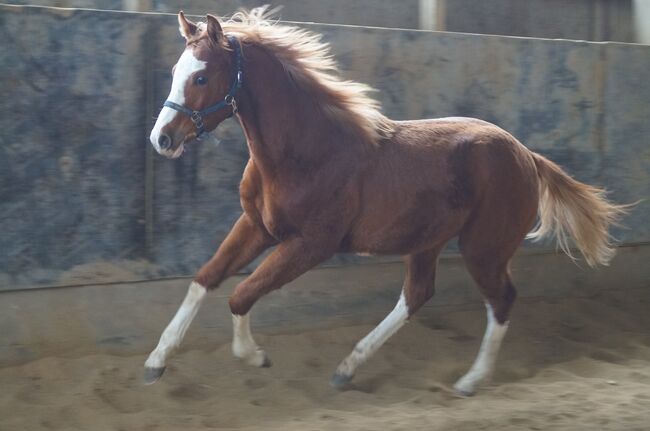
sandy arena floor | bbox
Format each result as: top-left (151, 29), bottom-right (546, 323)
top-left (1, 289), bottom-right (649, 430)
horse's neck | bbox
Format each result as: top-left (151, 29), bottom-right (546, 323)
top-left (235, 45), bottom-right (354, 177)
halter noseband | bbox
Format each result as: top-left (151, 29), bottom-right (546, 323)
top-left (163, 35), bottom-right (243, 139)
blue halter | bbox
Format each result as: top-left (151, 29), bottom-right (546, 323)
top-left (163, 35), bottom-right (243, 139)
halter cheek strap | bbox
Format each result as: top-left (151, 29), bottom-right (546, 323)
top-left (163, 34), bottom-right (243, 139)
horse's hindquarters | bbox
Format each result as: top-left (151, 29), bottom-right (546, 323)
top-left (345, 119), bottom-right (539, 257)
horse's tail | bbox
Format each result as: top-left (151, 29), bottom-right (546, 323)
top-left (526, 153), bottom-right (629, 267)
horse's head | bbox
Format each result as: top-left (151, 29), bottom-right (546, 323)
top-left (150, 12), bottom-right (241, 158)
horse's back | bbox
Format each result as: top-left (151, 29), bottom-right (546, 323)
top-left (389, 116), bottom-right (538, 194)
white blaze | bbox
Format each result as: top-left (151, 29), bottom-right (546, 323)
top-left (149, 49), bottom-right (206, 155)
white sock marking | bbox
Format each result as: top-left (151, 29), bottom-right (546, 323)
top-left (145, 281), bottom-right (207, 369)
top-left (335, 292), bottom-right (409, 377)
top-left (454, 303), bottom-right (508, 394)
top-left (232, 314), bottom-right (268, 367)
top-left (150, 48), bottom-right (206, 156)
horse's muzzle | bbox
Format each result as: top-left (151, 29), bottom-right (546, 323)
top-left (149, 130), bottom-right (185, 159)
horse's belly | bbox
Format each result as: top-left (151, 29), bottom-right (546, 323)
top-left (346, 204), bottom-right (466, 255)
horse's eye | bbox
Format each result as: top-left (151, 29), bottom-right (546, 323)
top-left (195, 76), bottom-right (207, 85)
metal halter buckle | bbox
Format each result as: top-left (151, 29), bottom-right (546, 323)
top-left (190, 111), bottom-right (204, 127)
top-left (224, 95), bottom-right (238, 114)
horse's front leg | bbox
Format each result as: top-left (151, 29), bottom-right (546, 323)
top-left (231, 312), bottom-right (271, 368)
top-left (144, 214), bottom-right (275, 383)
top-left (227, 237), bottom-right (335, 366)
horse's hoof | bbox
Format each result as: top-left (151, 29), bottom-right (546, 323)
top-left (453, 383), bottom-right (475, 397)
top-left (260, 355), bottom-right (273, 368)
top-left (244, 351), bottom-right (272, 368)
top-left (144, 367), bottom-right (166, 384)
top-left (330, 372), bottom-right (354, 389)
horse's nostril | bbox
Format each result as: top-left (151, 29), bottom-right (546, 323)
top-left (158, 134), bottom-right (172, 150)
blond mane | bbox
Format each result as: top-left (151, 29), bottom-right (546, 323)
top-left (210, 7), bottom-right (394, 144)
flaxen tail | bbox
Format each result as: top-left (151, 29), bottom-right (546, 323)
top-left (527, 153), bottom-right (629, 267)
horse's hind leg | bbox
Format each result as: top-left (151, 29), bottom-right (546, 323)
top-left (453, 230), bottom-right (525, 395)
top-left (453, 271), bottom-right (515, 396)
top-left (331, 247), bottom-right (441, 387)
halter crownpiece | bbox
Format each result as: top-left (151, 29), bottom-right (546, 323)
top-left (163, 34), bottom-right (243, 139)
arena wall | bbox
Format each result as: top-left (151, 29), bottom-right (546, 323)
top-left (1, 5), bottom-right (647, 289)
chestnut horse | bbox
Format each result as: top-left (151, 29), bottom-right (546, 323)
top-left (147, 9), bottom-right (625, 395)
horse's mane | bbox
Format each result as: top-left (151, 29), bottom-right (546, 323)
top-left (215, 7), bottom-right (394, 144)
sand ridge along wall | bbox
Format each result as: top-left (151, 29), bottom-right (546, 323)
top-left (0, 4), bottom-right (649, 290)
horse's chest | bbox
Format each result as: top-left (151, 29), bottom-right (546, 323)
top-left (241, 164), bottom-right (293, 240)
top-left (260, 203), bottom-right (295, 240)
top-left (241, 164), bottom-right (340, 240)
top-left (243, 191), bottom-right (297, 241)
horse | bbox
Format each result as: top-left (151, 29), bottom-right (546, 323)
top-left (146, 8), bottom-right (626, 396)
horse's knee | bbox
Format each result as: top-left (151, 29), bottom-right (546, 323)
top-left (229, 285), bottom-right (257, 316)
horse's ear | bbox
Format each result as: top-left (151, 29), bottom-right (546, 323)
top-left (206, 14), bottom-right (224, 43)
top-left (178, 11), bottom-right (198, 40)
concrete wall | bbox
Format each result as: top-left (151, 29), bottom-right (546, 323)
top-left (633, 0), bottom-right (650, 44)
top-left (3, 0), bottom-right (421, 29)
top-left (439, 0), bottom-right (636, 43)
top-left (0, 4), bottom-right (648, 290)
top-left (4, 0), bottom-right (648, 43)
top-left (0, 6), bottom-right (150, 287)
